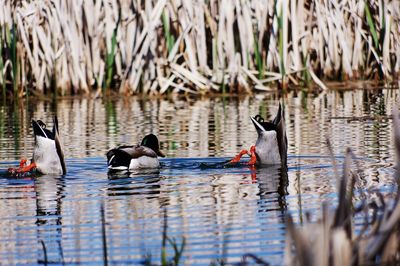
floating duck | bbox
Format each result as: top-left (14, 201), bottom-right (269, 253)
top-left (9, 117), bottom-right (67, 175)
top-left (230, 103), bottom-right (287, 165)
top-left (106, 134), bottom-right (165, 171)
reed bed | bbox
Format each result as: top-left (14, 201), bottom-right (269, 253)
top-left (283, 107), bottom-right (400, 266)
top-left (0, 1), bottom-right (399, 95)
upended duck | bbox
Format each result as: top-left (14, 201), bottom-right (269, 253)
top-left (8, 117), bottom-right (67, 175)
top-left (230, 103), bottom-right (287, 166)
top-left (106, 134), bottom-right (165, 171)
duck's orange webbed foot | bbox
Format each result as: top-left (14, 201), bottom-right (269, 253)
top-left (247, 146), bottom-right (257, 166)
top-left (18, 162), bottom-right (37, 173)
top-left (230, 149), bottom-right (249, 163)
top-left (8, 159), bottom-right (37, 175)
top-left (19, 159), bottom-right (27, 168)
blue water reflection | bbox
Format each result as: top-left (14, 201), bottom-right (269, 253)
top-left (0, 89), bottom-right (398, 264)
top-left (0, 153), bottom-right (383, 265)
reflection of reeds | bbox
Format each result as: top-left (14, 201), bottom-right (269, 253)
top-left (143, 209), bottom-right (185, 266)
top-left (101, 202), bottom-right (108, 266)
top-left (0, 1), bottom-right (399, 96)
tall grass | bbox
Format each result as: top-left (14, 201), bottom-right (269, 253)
top-left (0, 28), bottom-right (5, 100)
top-left (9, 24), bottom-right (18, 95)
top-left (0, 0), bottom-right (399, 96)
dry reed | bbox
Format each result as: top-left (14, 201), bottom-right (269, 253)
top-left (284, 106), bottom-right (400, 266)
top-left (0, 0), bottom-right (399, 96)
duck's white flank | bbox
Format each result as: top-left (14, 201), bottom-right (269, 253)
top-left (255, 131), bottom-right (281, 165)
top-left (34, 136), bottom-right (64, 175)
top-left (129, 156), bottom-right (160, 169)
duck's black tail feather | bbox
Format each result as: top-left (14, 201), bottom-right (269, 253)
top-left (32, 120), bottom-right (53, 139)
top-left (106, 149), bottom-right (131, 169)
top-left (50, 116), bottom-right (66, 175)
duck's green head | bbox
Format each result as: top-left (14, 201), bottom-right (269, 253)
top-left (141, 134), bottom-right (165, 157)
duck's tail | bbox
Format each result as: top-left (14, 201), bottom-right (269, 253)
top-left (106, 149), bottom-right (131, 170)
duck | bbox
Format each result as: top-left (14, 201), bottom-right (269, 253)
top-left (230, 103), bottom-right (287, 166)
top-left (106, 134), bottom-right (165, 171)
top-left (9, 117), bottom-right (67, 175)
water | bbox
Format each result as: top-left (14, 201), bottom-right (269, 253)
top-left (0, 89), bottom-right (398, 265)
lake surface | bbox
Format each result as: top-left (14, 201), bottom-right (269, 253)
top-left (0, 88), bottom-right (398, 265)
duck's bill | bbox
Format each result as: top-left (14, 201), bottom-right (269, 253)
top-left (250, 116), bottom-right (266, 134)
top-left (157, 150), bottom-right (166, 157)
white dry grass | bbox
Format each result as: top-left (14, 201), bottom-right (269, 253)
top-left (0, 0), bottom-right (399, 95)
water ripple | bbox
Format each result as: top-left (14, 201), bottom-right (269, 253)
top-left (0, 90), bottom-right (398, 264)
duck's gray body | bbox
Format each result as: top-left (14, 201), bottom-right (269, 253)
top-left (32, 117), bottom-right (66, 175)
top-left (250, 103), bottom-right (287, 165)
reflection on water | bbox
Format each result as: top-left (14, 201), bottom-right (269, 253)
top-left (0, 89), bottom-right (398, 264)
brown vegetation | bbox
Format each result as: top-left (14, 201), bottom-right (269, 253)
top-left (0, 1), bottom-right (399, 95)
